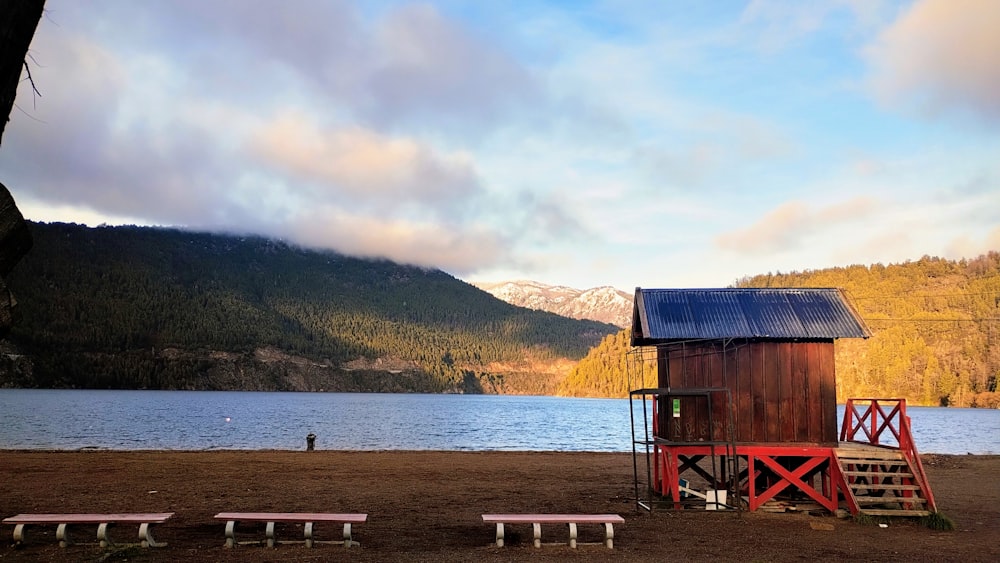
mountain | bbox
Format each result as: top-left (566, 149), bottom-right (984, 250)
top-left (472, 280), bottom-right (633, 328)
top-left (0, 222), bottom-right (619, 394)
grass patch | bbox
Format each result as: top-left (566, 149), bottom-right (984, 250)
top-left (920, 512), bottom-right (955, 531)
top-left (855, 511), bottom-right (955, 531)
top-left (853, 513), bottom-right (887, 526)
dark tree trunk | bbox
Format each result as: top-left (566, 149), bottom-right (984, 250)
top-left (0, 182), bottom-right (31, 276)
top-left (0, 182), bottom-right (30, 337)
top-left (0, 0), bottom-right (45, 336)
top-left (1, 0), bottom-right (46, 147)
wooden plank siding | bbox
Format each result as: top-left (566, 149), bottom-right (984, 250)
top-left (766, 343), bottom-right (782, 441)
top-left (735, 343), bottom-right (753, 445)
top-left (805, 343), bottom-right (823, 442)
top-left (752, 343), bottom-right (767, 442)
top-left (819, 343), bottom-right (838, 442)
top-left (656, 340), bottom-right (838, 445)
top-left (780, 342), bottom-right (795, 441)
top-left (792, 342), bottom-right (809, 442)
top-left (708, 348), bottom-right (727, 442)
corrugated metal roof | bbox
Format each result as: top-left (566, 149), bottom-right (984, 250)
top-left (632, 288), bottom-right (870, 345)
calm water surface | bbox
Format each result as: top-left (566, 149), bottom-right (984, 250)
top-left (0, 389), bottom-right (996, 454)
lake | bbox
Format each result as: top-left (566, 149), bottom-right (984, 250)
top-left (0, 389), bottom-right (997, 454)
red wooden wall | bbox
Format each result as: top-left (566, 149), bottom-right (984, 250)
top-left (655, 340), bottom-right (838, 445)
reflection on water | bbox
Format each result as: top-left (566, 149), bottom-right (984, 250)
top-left (0, 389), bottom-right (996, 454)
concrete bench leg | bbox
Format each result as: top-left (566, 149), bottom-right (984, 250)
top-left (139, 523), bottom-right (166, 547)
top-left (604, 522), bottom-right (615, 549)
top-left (344, 522), bottom-right (359, 548)
top-left (223, 520), bottom-right (236, 548)
top-left (568, 522), bottom-right (577, 548)
top-left (304, 522), bottom-right (314, 548)
top-left (265, 521), bottom-right (276, 548)
top-left (56, 523), bottom-right (73, 548)
top-left (11, 524), bottom-right (26, 546)
top-left (494, 522), bottom-right (504, 547)
top-left (533, 523), bottom-right (542, 548)
top-left (97, 522), bottom-right (115, 548)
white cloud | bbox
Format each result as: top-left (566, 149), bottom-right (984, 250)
top-left (250, 113), bottom-right (482, 213)
top-left (737, 0), bottom-right (887, 52)
top-left (866, 0), bottom-right (1000, 123)
top-left (945, 226), bottom-right (1000, 261)
top-left (278, 206), bottom-right (512, 274)
top-left (632, 110), bottom-right (794, 191)
top-left (715, 197), bottom-right (878, 254)
top-left (15, 199), bottom-right (152, 229)
top-left (362, 4), bottom-right (539, 128)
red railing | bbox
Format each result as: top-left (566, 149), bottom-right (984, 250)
top-left (840, 398), bottom-right (937, 512)
top-left (840, 397), bottom-right (904, 446)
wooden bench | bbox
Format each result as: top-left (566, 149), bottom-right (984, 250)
top-left (213, 512), bottom-right (367, 548)
top-left (482, 514), bottom-right (624, 548)
top-left (2, 513), bottom-right (173, 548)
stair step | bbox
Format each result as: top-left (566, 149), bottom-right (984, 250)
top-left (839, 458), bottom-right (909, 466)
top-left (849, 484), bottom-right (923, 491)
top-left (837, 450), bottom-right (904, 460)
top-left (836, 448), bottom-right (905, 461)
top-left (854, 496), bottom-right (927, 504)
top-left (842, 464), bottom-right (910, 471)
top-left (843, 470), bottom-right (914, 478)
top-left (859, 509), bottom-right (931, 517)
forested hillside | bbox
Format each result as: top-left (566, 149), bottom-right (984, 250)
top-left (0, 222), bottom-right (618, 393)
top-left (556, 330), bottom-right (654, 396)
top-left (558, 254), bottom-right (1000, 408)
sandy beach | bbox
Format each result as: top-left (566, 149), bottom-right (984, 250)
top-left (1, 450), bottom-right (997, 562)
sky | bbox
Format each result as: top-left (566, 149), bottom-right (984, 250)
top-left (2, 0), bottom-right (999, 291)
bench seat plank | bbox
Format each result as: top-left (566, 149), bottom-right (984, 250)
top-left (482, 514), bottom-right (624, 524)
top-left (3, 513), bottom-right (173, 524)
top-left (214, 512), bottom-right (367, 548)
top-left (482, 514), bottom-right (623, 549)
top-left (214, 512), bottom-right (366, 523)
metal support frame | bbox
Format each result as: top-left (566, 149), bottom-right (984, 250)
top-left (630, 384), bottom-right (738, 512)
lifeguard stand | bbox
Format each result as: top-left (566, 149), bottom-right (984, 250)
top-left (629, 288), bottom-right (937, 516)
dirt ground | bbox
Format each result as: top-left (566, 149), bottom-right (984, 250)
top-left (0, 450), bottom-right (997, 562)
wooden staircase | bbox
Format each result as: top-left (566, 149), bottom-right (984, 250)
top-left (834, 445), bottom-right (931, 516)
top-left (836, 399), bottom-right (939, 517)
